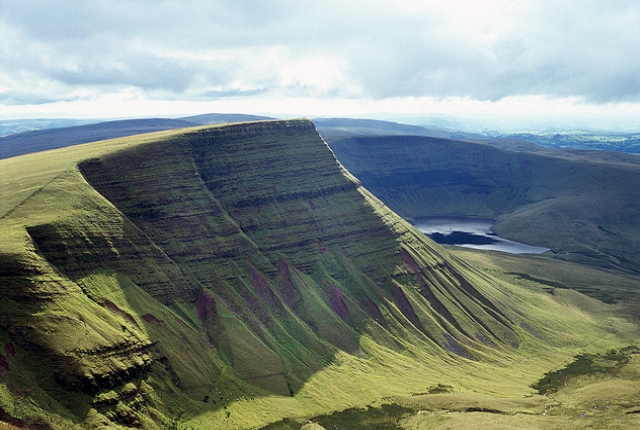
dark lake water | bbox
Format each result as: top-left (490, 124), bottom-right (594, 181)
top-left (414, 217), bottom-right (550, 254)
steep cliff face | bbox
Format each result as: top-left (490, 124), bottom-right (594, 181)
top-left (78, 120), bottom-right (520, 354)
top-left (0, 120), bottom-right (552, 428)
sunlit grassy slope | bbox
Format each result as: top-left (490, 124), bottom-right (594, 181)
top-left (448, 246), bottom-right (640, 304)
top-left (0, 120), bottom-right (637, 429)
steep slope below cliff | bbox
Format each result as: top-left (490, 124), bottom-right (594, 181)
top-left (76, 119), bottom-right (521, 376)
top-left (0, 120), bottom-right (631, 429)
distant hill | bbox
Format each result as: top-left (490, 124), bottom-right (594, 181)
top-left (324, 133), bottom-right (640, 278)
top-left (0, 114), bottom-right (276, 160)
top-left (314, 117), bottom-right (455, 140)
top-left (0, 118), bottom-right (197, 159)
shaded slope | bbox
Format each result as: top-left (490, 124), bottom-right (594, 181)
top-left (0, 120), bottom-right (628, 429)
top-left (313, 118), bottom-right (452, 140)
top-left (325, 134), bottom-right (640, 273)
top-left (78, 120), bottom-right (521, 358)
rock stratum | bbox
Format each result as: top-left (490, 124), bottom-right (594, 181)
top-left (0, 120), bottom-right (621, 429)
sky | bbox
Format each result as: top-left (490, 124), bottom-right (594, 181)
top-left (2, 0), bottom-right (640, 132)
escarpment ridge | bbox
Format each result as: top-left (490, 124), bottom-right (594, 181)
top-left (0, 120), bottom-right (623, 429)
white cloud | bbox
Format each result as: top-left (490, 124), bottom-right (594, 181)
top-left (2, 0), bottom-right (640, 129)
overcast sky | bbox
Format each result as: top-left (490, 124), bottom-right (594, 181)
top-left (2, 0), bottom-right (640, 131)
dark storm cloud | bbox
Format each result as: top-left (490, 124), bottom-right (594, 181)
top-left (2, 0), bottom-right (640, 105)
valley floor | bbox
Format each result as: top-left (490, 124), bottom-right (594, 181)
top-left (180, 250), bottom-right (640, 429)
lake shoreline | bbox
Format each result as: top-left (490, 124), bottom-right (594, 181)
top-left (411, 216), bottom-right (551, 254)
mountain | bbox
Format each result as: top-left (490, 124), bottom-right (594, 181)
top-left (312, 118), bottom-right (454, 140)
top-left (324, 133), bottom-right (640, 278)
top-left (0, 120), bottom-right (636, 429)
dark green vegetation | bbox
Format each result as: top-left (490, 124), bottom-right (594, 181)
top-left (532, 347), bottom-right (639, 395)
top-left (323, 132), bottom-right (640, 280)
top-left (0, 119), bottom-right (638, 429)
top-left (260, 403), bottom-right (414, 430)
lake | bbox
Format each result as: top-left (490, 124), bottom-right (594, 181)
top-left (413, 217), bottom-right (550, 254)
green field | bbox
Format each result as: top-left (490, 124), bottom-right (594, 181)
top-left (0, 120), bottom-right (639, 429)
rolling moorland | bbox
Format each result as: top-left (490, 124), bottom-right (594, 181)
top-left (0, 119), bottom-right (639, 429)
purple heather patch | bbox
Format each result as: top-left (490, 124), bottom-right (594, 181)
top-left (328, 286), bottom-right (349, 321)
top-left (5, 343), bottom-right (14, 359)
top-left (196, 291), bottom-right (216, 323)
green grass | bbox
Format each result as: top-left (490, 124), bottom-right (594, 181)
top-left (1, 120), bottom-right (639, 429)
top-left (251, 347), bottom-right (640, 429)
top-left (532, 347), bottom-right (638, 395)
top-left (448, 246), bottom-right (640, 304)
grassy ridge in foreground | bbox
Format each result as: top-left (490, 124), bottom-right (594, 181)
top-left (0, 120), bottom-right (637, 429)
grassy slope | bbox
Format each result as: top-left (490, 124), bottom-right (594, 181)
top-left (448, 247), bottom-right (640, 304)
top-left (325, 134), bottom-right (640, 274)
top-left (387, 246), bottom-right (640, 430)
top-left (0, 118), bottom-right (199, 160)
top-left (0, 114), bottom-right (275, 161)
top-left (0, 121), bottom-right (637, 429)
